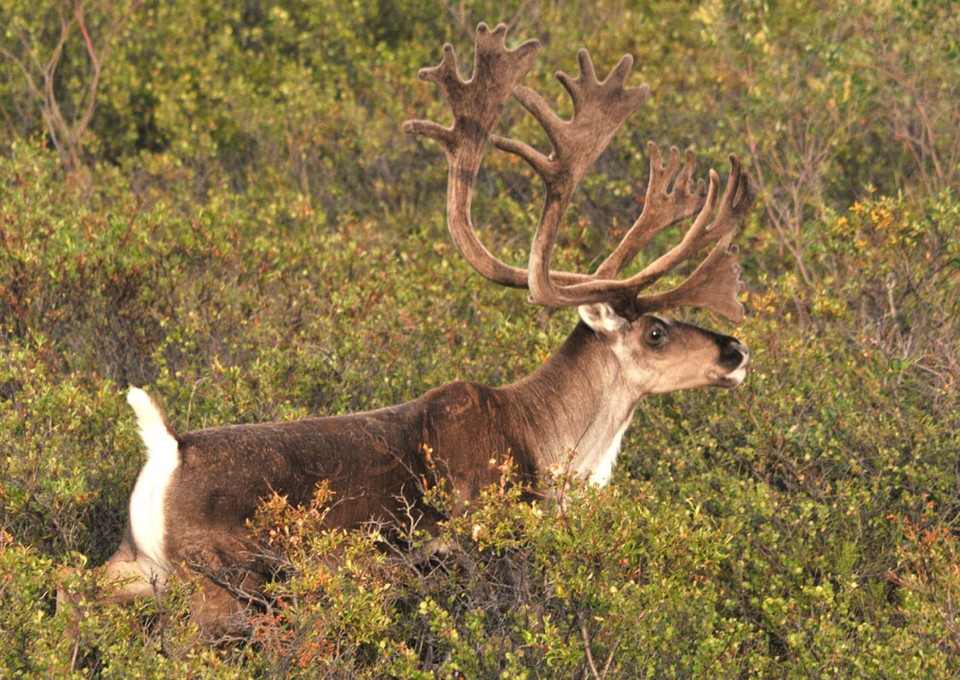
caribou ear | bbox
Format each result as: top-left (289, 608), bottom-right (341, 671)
top-left (578, 303), bottom-right (630, 335)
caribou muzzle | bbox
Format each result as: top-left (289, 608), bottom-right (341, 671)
top-left (712, 336), bottom-right (750, 388)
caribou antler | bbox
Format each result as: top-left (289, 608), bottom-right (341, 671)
top-left (404, 23), bottom-right (752, 322)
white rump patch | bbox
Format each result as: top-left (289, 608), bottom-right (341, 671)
top-left (126, 387), bottom-right (179, 579)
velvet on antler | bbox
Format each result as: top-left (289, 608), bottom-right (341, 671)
top-left (404, 23), bottom-right (752, 322)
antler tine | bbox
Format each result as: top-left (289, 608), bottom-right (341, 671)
top-left (593, 143), bottom-right (707, 278)
top-left (619, 166), bottom-right (724, 289)
top-left (605, 154), bottom-right (750, 309)
top-left (403, 23), bottom-right (544, 289)
top-left (494, 50), bottom-right (651, 187)
top-left (491, 49), bottom-right (651, 307)
top-left (633, 157), bottom-right (753, 321)
top-left (522, 154), bottom-right (751, 320)
top-left (635, 231), bottom-right (745, 321)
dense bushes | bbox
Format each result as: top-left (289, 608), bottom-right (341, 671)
top-left (2, 1), bottom-right (958, 677)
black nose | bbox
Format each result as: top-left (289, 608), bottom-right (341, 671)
top-left (719, 336), bottom-right (749, 370)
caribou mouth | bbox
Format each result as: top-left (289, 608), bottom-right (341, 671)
top-left (713, 364), bottom-right (749, 388)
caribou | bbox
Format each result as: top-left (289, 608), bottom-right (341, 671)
top-left (62, 23), bottom-right (752, 634)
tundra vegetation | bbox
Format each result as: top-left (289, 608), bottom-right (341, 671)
top-left (1, 1), bottom-right (958, 677)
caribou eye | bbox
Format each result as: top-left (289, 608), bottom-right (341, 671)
top-left (644, 323), bottom-right (668, 348)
